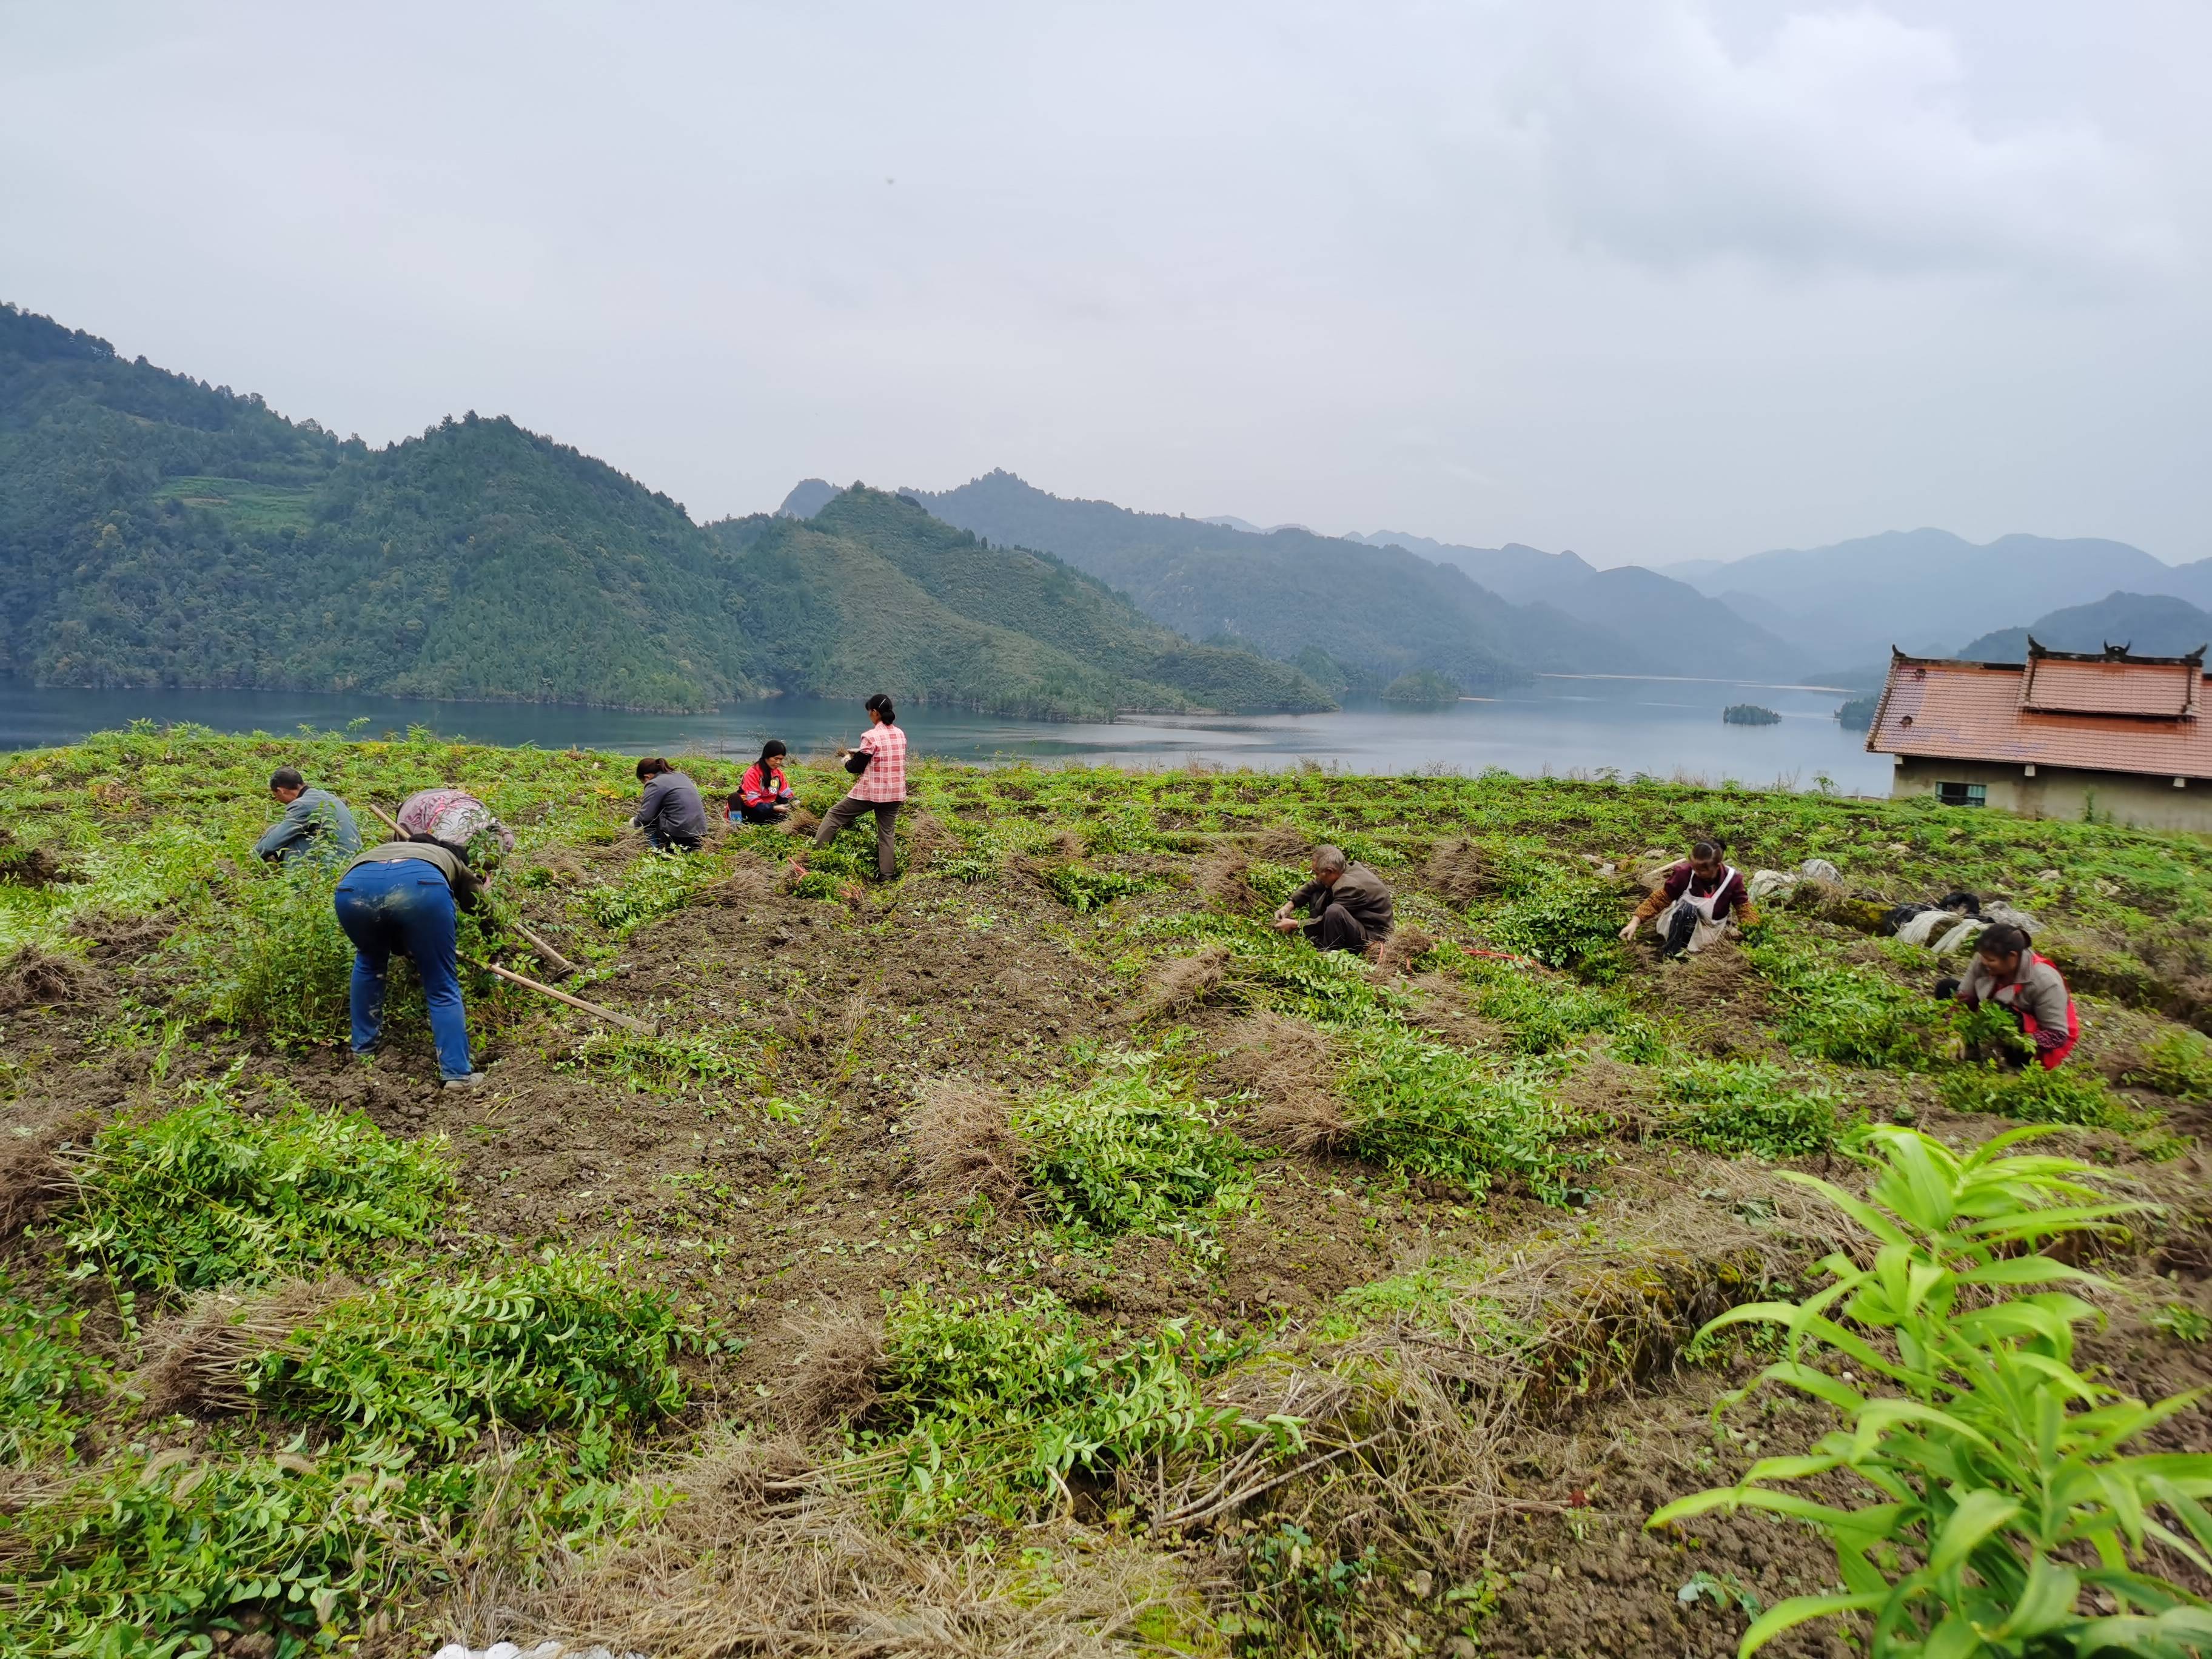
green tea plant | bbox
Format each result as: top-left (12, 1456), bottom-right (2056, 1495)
top-left (1, 1274), bottom-right (102, 1467)
top-left (581, 849), bottom-right (720, 933)
top-left (1, 1439), bottom-right (434, 1655)
top-left (1747, 933), bottom-right (1945, 1068)
top-left (1651, 1125), bottom-right (2212, 1657)
top-left (2152, 1304), bottom-right (2211, 1343)
top-left (865, 1287), bottom-right (1273, 1529)
top-left (1937, 1062), bottom-right (2156, 1134)
top-left (2124, 1027), bottom-right (2212, 1104)
top-left (1040, 861), bottom-right (1153, 913)
top-left (1013, 1058), bottom-right (1250, 1250)
top-left (1336, 1028), bottom-right (1603, 1202)
top-left (565, 1023), bottom-right (765, 1096)
top-left (1658, 1061), bottom-right (1842, 1159)
top-left (66, 1074), bottom-right (454, 1295)
top-left (247, 1255), bottom-right (691, 1458)
top-left (1481, 876), bottom-right (1628, 981)
top-left (1456, 954), bottom-right (1630, 1054)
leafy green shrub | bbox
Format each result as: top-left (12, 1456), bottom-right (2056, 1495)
top-left (2, 1275), bottom-right (101, 1466)
top-left (2124, 1027), bottom-right (2212, 1102)
top-left (2, 1441), bottom-right (433, 1654)
top-left (248, 1255), bottom-right (690, 1456)
top-left (1014, 1061), bottom-right (1249, 1247)
top-left (936, 848), bottom-right (998, 884)
top-left (583, 850), bottom-right (717, 933)
top-left (1245, 861), bottom-right (1309, 907)
top-left (184, 863), bottom-right (355, 1045)
top-left (868, 1287), bottom-right (1269, 1528)
top-left (1337, 1028), bottom-right (1603, 1203)
top-left (1652, 1125), bottom-right (2212, 1655)
top-left (67, 1077), bottom-right (453, 1295)
top-left (566, 1023), bottom-right (763, 1095)
top-left (1937, 1062), bottom-right (2155, 1133)
top-left (1950, 1000), bottom-right (2037, 1065)
top-left (1747, 935), bottom-right (1943, 1068)
top-left (1219, 925), bottom-right (1398, 1027)
top-left (1657, 1061), bottom-right (1842, 1158)
top-left (1458, 956), bottom-right (1629, 1054)
top-left (1484, 879), bottom-right (1627, 981)
top-left (2152, 1304), bottom-right (2211, 1342)
top-left (1040, 862), bottom-right (1151, 913)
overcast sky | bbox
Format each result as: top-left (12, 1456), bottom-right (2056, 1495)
top-left (4, 1), bottom-right (2207, 566)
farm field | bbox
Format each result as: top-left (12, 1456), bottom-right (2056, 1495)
top-left (5, 726), bottom-right (2212, 1658)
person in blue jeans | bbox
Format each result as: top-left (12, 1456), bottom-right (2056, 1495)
top-left (333, 837), bottom-right (487, 1088)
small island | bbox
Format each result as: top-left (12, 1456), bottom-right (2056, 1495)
top-left (1381, 668), bottom-right (1463, 706)
top-left (1835, 693), bottom-right (1879, 731)
top-left (1722, 703), bottom-right (1783, 726)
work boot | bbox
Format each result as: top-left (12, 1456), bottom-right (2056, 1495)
top-left (443, 1072), bottom-right (486, 1091)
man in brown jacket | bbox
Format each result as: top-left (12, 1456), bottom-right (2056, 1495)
top-left (1273, 845), bottom-right (1394, 954)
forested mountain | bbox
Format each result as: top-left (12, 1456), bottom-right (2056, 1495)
top-left (0, 305), bottom-right (1323, 717)
top-left (1956, 591), bottom-right (2212, 663)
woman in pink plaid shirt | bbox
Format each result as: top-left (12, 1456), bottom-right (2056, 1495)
top-left (792, 693), bottom-right (907, 880)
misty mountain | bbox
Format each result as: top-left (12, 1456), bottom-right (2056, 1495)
top-left (1955, 591), bottom-right (2212, 663)
top-left (776, 477), bottom-right (842, 518)
top-left (1658, 528), bottom-right (2212, 661)
top-left (0, 304), bottom-right (1324, 718)
top-left (1347, 531), bottom-right (1598, 606)
top-left (1348, 528), bottom-right (1805, 679)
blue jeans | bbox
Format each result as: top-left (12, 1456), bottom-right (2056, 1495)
top-left (332, 859), bottom-right (472, 1081)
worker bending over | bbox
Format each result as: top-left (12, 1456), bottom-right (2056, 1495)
top-left (332, 834), bottom-right (487, 1089)
top-left (1943, 922), bottom-right (2079, 1070)
top-left (632, 758), bottom-right (710, 852)
top-left (1274, 845), bottom-right (1394, 954)
top-left (253, 768), bottom-right (362, 866)
top-left (1621, 840), bottom-right (1759, 959)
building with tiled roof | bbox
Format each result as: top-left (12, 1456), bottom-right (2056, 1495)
top-left (1866, 640), bottom-right (2212, 831)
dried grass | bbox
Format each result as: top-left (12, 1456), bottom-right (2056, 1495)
top-left (1422, 839), bottom-right (1487, 908)
top-left (779, 1306), bottom-right (885, 1441)
top-left (431, 1433), bottom-right (1198, 1659)
top-left (1193, 851), bottom-right (1258, 911)
top-left (133, 1277), bottom-right (362, 1417)
top-left (1127, 943), bottom-right (1232, 1023)
top-left (907, 1081), bottom-right (1028, 1213)
top-left (1368, 924), bottom-right (1435, 977)
top-left (1246, 825), bottom-right (1310, 862)
top-left (0, 1122), bottom-right (87, 1241)
top-left (702, 859), bottom-right (778, 908)
top-left (1210, 1012), bottom-right (1350, 1153)
top-left (66, 910), bottom-right (174, 964)
top-left (0, 948), bottom-right (106, 1014)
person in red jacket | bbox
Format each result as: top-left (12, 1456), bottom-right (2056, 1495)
top-left (729, 740), bottom-right (795, 825)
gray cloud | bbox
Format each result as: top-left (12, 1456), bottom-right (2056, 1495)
top-left (1, 1), bottom-right (2206, 567)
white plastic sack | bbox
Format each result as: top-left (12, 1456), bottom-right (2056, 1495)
top-left (1748, 869), bottom-right (1798, 903)
top-left (1895, 909), bottom-right (1951, 947)
top-left (1930, 918), bottom-right (1988, 956)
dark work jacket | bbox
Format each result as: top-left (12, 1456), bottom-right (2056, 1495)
top-left (633, 771), bottom-right (710, 849)
top-left (1293, 864), bottom-right (1393, 939)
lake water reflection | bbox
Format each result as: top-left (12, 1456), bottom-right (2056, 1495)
top-left (0, 676), bottom-right (1893, 794)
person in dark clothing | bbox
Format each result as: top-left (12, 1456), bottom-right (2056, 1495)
top-left (632, 757), bottom-right (710, 851)
top-left (253, 768), bottom-right (363, 865)
top-left (333, 839), bottom-right (486, 1088)
top-left (1273, 845), bottom-right (1394, 954)
top-left (729, 740), bottom-right (796, 825)
top-left (1621, 840), bottom-right (1761, 960)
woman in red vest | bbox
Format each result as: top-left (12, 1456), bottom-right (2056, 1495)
top-left (1948, 922), bottom-right (2079, 1070)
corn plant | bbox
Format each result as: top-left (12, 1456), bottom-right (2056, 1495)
top-left (1650, 1125), bottom-right (2212, 1657)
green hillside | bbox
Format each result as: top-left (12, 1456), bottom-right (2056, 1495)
top-left (0, 305), bottom-right (1323, 717)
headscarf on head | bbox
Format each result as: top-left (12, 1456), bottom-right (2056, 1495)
top-left (398, 788), bottom-right (515, 865)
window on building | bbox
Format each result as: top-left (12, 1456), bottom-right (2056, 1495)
top-left (1936, 781), bottom-right (1987, 808)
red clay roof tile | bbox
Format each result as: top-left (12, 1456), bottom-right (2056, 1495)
top-left (1868, 654), bottom-right (2212, 781)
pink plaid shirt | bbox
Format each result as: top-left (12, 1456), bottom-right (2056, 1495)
top-left (850, 722), bottom-right (908, 802)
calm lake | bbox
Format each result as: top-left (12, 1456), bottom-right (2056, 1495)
top-left (0, 677), bottom-right (1894, 794)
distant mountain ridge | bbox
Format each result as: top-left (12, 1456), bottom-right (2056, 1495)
top-left (1660, 528), bottom-right (2212, 662)
top-left (0, 304), bottom-right (1324, 718)
top-left (1956, 592), bottom-right (2212, 664)
top-left (901, 471), bottom-right (1809, 692)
